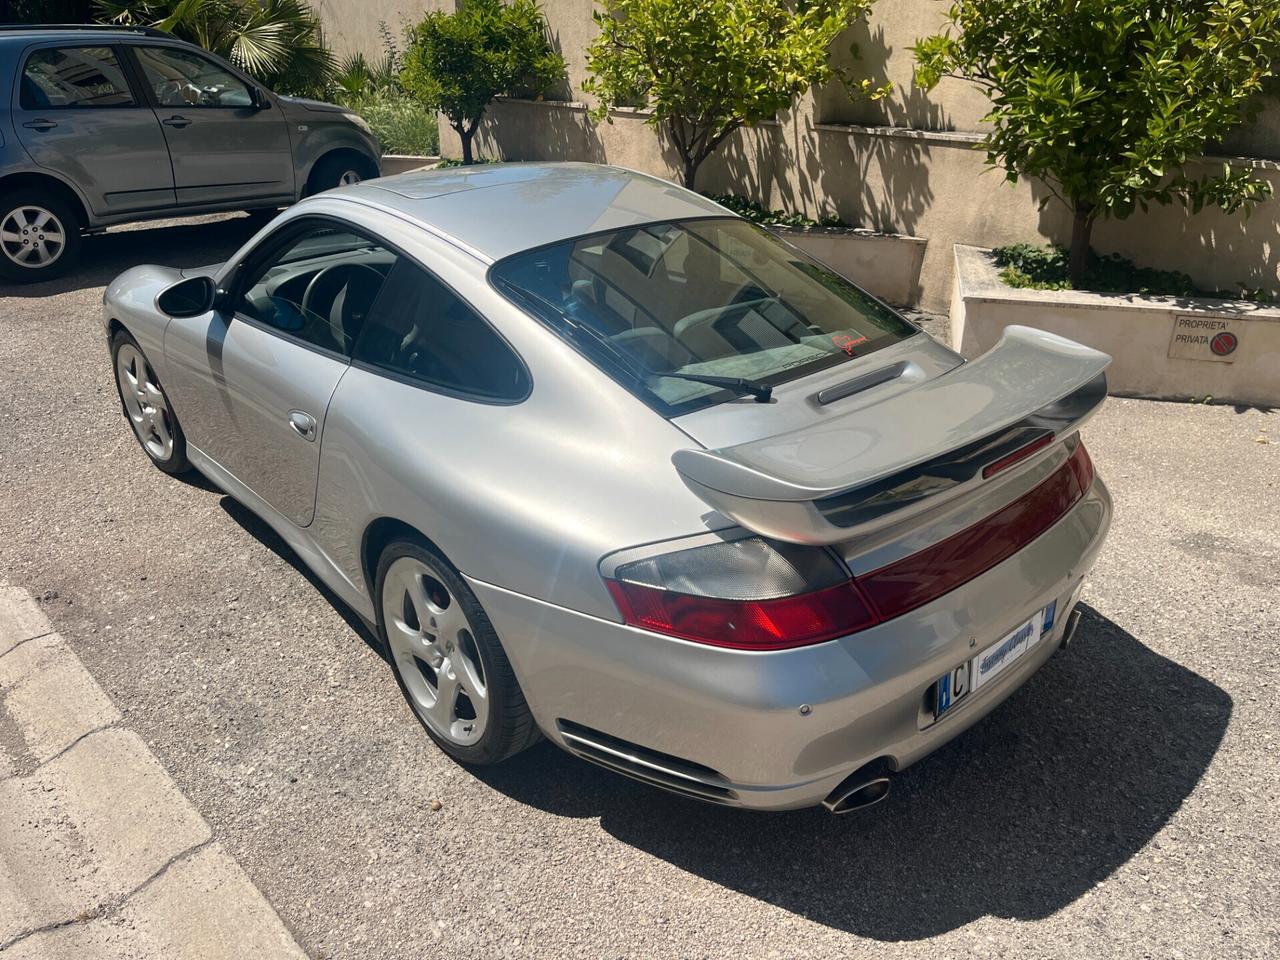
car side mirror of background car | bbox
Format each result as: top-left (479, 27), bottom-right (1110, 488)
top-left (157, 275), bottom-right (219, 318)
top-left (249, 87), bottom-right (271, 110)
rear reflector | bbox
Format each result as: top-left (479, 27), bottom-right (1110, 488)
top-left (607, 439), bottom-right (1095, 649)
top-left (859, 439), bottom-right (1094, 620)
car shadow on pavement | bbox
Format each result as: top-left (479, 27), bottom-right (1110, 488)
top-left (474, 605), bottom-right (1232, 940)
top-left (0, 214), bottom-right (262, 298)
top-left (216, 495), bottom-right (389, 664)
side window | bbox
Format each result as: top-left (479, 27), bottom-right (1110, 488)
top-left (20, 47), bottom-right (136, 109)
top-left (236, 224), bottom-right (395, 356)
top-left (132, 46), bottom-right (253, 107)
top-left (355, 261), bottom-right (529, 401)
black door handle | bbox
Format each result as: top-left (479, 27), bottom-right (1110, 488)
top-left (161, 115), bottom-right (191, 128)
top-left (22, 119), bottom-right (57, 131)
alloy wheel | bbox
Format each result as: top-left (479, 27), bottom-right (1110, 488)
top-left (0, 205), bottom-right (66, 269)
top-left (338, 169), bottom-right (363, 186)
top-left (115, 344), bottom-right (175, 461)
top-left (382, 556), bottom-right (490, 746)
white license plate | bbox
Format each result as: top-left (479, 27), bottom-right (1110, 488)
top-left (934, 605), bottom-right (1051, 719)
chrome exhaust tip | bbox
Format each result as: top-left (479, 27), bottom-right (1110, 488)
top-left (1059, 607), bottom-right (1083, 651)
top-left (823, 763), bottom-right (893, 814)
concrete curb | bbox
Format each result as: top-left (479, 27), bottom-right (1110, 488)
top-left (0, 584), bottom-right (308, 959)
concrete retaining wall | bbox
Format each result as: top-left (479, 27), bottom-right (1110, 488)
top-left (950, 245), bottom-right (1280, 408)
top-left (771, 225), bottom-right (926, 307)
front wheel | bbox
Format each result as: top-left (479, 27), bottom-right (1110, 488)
top-left (307, 154), bottom-right (376, 196)
top-left (0, 191), bottom-right (81, 283)
top-left (111, 330), bottom-right (190, 475)
top-left (376, 538), bottom-right (539, 765)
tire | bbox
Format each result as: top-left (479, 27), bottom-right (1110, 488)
top-left (375, 537), bottom-right (540, 765)
top-left (306, 153), bottom-right (376, 196)
top-left (0, 189), bottom-right (82, 283)
top-left (111, 329), bottom-right (191, 475)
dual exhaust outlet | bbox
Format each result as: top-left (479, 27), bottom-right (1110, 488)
top-left (822, 606), bottom-right (1084, 815)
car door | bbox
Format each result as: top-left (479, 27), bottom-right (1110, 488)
top-left (12, 43), bottom-right (176, 215)
top-left (126, 43), bottom-right (294, 206)
top-left (162, 218), bottom-right (395, 526)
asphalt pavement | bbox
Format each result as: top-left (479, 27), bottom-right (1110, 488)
top-left (0, 215), bottom-right (1277, 959)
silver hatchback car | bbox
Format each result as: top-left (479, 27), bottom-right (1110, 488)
top-left (0, 24), bottom-right (380, 282)
top-left (104, 163), bottom-right (1112, 813)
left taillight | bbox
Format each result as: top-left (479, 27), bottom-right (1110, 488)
top-left (604, 537), bottom-right (880, 650)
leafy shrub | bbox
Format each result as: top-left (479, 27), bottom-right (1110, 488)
top-left (402, 0), bottom-right (564, 164)
top-left (991, 242), bottom-right (1273, 302)
top-left (703, 194), bottom-right (852, 229)
top-left (335, 90), bottom-right (440, 156)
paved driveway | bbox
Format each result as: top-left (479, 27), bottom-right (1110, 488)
top-left (0, 217), bottom-right (1277, 959)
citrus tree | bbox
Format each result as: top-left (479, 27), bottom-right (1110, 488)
top-left (402, 0), bottom-right (565, 165)
top-left (914, 0), bottom-right (1280, 284)
top-left (96, 0), bottom-right (334, 96)
top-left (584, 0), bottom-right (885, 190)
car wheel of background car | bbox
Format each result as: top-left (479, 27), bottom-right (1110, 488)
top-left (0, 191), bottom-right (81, 283)
top-left (307, 154), bottom-right (376, 196)
top-left (111, 330), bottom-right (191, 475)
top-left (376, 538), bottom-right (540, 765)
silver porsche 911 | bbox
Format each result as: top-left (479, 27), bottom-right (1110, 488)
top-left (104, 163), bottom-right (1111, 813)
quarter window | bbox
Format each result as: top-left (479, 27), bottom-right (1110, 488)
top-left (132, 46), bottom-right (253, 107)
top-left (354, 260), bottom-right (529, 401)
top-left (20, 47), bottom-right (136, 109)
top-left (236, 224), bottom-right (395, 356)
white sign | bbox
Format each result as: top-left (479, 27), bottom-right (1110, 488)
top-left (1168, 315), bottom-right (1241, 363)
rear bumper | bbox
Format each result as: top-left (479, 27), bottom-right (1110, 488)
top-left (468, 477), bottom-right (1112, 811)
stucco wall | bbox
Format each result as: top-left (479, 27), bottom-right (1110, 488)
top-left (320, 0), bottom-right (1280, 311)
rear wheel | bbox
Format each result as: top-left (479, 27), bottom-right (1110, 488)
top-left (111, 330), bottom-right (190, 475)
top-left (0, 190), bottom-right (81, 283)
top-left (376, 538), bottom-right (539, 765)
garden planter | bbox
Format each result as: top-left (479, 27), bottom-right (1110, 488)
top-left (768, 226), bottom-right (927, 308)
top-left (379, 155), bottom-right (441, 176)
top-left (950, 245), bottom-right (1280, 407)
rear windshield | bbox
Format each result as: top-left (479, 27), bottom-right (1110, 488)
top-left (489, 217), bottom-right (917, 415)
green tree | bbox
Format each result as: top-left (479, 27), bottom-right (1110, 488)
top-left (914, 0), bottom-right (1280, 285)
top-left (584, 0), bottom-right (884, 190)
top-left (402, 0), bottom-right (565, 165)
top-left (95, 0), bottom-right (334, 96)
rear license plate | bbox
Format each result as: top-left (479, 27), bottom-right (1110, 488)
top-left (934, 606), bottom-right (1048, 719)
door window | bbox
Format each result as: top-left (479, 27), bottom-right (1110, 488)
top-left (20, 47), bottom-right (136, 109)
top-left (236, 223), bottom-right (396, 356)
top-left (354, 260), bottom-right (529, 402)
top-left (132, 46), bottom-right (253, 107)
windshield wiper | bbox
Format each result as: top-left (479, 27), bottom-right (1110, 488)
top-left (646, 370), bottom-right (772, 402)
top-left (504, 286), bottom-right (774, 403)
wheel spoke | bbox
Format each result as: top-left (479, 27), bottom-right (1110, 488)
top-left (456, 650), bottom-right (487, 703)
top-left (427, 667), bottom-right (459, 728)
top-left (0, 230), bottom-right (21, 244)
top-left (151, 410), bottom-right (173, 449)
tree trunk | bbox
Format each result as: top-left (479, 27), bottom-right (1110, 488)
top-left (459, 127), bottom-right (475, 165)
top-left (1068, 204), bottom-right (1094, 287)
top-left (681, 156), bottom-right (700, 190)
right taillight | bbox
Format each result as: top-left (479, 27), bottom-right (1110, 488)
top-left (607, 438), bottom-right (1096, 650)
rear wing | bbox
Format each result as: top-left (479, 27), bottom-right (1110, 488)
top-left (673, 326), bottom-right (1111, 545)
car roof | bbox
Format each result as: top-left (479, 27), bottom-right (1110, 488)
top-left (0, 24), bottom-right (175, 44)
top-left (336, 163), bottom-right (731, 263)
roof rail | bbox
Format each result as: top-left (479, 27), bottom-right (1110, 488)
top-left (0, 23), bottom-right (171, 38)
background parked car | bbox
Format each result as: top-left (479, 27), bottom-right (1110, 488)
top-left (0, 23), bottom-right (381, 282)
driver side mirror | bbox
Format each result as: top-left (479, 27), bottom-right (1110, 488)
top-left (157, 275), bottom-right (229, 318)
top-left (249, 86), bottom-right (271, 110)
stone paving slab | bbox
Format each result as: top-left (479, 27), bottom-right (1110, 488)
top-left (0, 584), bottom-right (307, 959)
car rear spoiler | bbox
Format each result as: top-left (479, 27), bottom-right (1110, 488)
top-left (672, 326), bottom-right (1111, 545)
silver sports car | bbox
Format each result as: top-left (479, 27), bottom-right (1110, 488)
top-left (104, 163), bottom-right (1111, 813)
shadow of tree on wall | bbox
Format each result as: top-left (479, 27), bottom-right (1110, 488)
top-left (473, 605), bottom-right (1230, 940)
top-left (474, 101), bottom-right (606, 164)
top-left (815, 20), bottom-right (952, 131)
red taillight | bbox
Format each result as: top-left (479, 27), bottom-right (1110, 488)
top-left (605, 579), bottom-right (879, 651)
top-left (606, 439), bottom-right (1095, 650)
